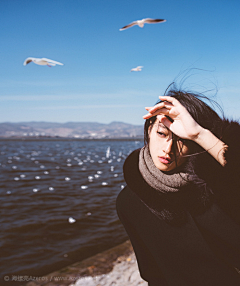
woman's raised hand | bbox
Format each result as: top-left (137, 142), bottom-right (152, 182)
top-left (143, 96), bottom-right (203, 141)
top-left (143, 96), bottom-right (227, 166)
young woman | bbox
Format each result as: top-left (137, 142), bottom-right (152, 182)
top-left (116, 86), bottom-right (240, 286)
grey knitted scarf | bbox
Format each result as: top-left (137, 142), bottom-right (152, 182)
top-left (139, 145), bottom-right (192, 193)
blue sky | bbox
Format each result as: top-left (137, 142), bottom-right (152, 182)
top-left (0, 0), bottom-right (239, 125)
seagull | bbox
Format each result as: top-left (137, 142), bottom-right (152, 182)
top-left (130, 66), bottom-right (143, 72)
top-left (68, 217), bottom-right (76, 224)
top-left (106, 146), bottom-right (111, 158)
top-left (120, 18), bottom-right (166, 31)
top-left (23, 57), bottom-right (64, 67)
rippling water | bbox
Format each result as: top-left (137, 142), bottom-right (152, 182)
top-left (0, 139), bottom-right (143, 280)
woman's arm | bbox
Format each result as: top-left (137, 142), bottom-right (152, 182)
top-left (143, 96), bottom-right (228, 166)
top-left (193, 127), bottom-right (227, 166)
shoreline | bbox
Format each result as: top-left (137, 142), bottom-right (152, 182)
top-left (0, 137), bottom-right (144, 142)
top-left (24, 240), bottom-right (147, 286)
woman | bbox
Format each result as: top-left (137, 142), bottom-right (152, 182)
top-left (116, 86), bottom-right (240, 286)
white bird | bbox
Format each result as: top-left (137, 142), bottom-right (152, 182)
top-left (120, 18), bottom-right (166, 31)
top-left (68, 217), bottom-right (76, 224)
top-left (23, 57), bottom-right (64, 67)
top-left (106, 146), bottom-right (111, 158)
top-left (130, 66), bottom-right (143, 72)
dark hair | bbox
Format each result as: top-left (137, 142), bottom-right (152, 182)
top-left (141, 84), bottom-right (224, 225)
top-left (144, 84), bottom-right (223, 154)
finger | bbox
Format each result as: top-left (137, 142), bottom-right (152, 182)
top-left (143, 113), bottom-right (153, 119)
top-left (147, 102), bottom-right (172, 114)
top-left (149, 103), bottom-right (172, 113)
top-left (145, 107), bottom-right (154, 111)
top-left (143, 108), bottom-right (169, 119)
top-left (159, 96), bottom-right (179, 106)
top-left (157, 115), bottom-right (173, 130)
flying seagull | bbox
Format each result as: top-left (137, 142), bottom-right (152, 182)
top-left (131, 66), bottom-right (143, 72)
top-left (120, 18), bottom-right (166, 31)
top-left (23, 57), bottom-right (64, 67)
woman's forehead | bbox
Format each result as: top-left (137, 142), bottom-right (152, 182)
top-left (154, 120), bottom-right (181, 141)
top-left (154, 120), bottom-right (169, 130)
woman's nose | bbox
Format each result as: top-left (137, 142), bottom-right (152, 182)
top-left (163, 139), bottom-right (173, 155)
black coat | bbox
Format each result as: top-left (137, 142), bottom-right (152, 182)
top-left (116, 119), bottom-right (240, 286)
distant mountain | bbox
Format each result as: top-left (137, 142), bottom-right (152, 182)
top-left (0, 121), bottom-right (144, 139)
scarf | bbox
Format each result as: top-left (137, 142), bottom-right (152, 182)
top-left (139, 145), bottom-right (193, 193)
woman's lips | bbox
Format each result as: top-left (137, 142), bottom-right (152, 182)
top-left (159, 156), bottom-right (172, 164)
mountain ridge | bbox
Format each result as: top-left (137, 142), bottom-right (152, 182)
top-left (0, 121), bottom-right (144, 138)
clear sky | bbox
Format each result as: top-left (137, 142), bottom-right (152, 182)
top-left (0, 0), bottom-right (239, 125)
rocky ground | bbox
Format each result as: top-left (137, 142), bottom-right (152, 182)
top-left (25, 240), bottom-right (148, 286)
top-left (72, 251), bottom-right (147, 286)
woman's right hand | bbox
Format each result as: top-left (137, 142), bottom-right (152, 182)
top-left (143, 96), bottom-right (203, 141)
top-left (143, 96), bottom-right (227, 166)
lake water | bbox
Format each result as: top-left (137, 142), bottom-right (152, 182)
top-left (0, 139), bottom-right (143, 281)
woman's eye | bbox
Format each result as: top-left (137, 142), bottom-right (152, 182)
top-left (157, 131), bottom-right (166, 137)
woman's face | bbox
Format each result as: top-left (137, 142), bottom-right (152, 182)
top-left (148, 119), bottom-right (189, 172)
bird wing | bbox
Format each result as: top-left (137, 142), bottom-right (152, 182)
top-left (137, 66), bottom-right (143, 68)
top-left (144, 18), bottom-right (166, 24)
top-left (47, 62), bottom-right (56, 66)
top-left (41, 58), bottom-right (64, 65)
top-left (119, 21), bottom-right (137, 31)
top-left (23, 57), bottom-right (35, 65)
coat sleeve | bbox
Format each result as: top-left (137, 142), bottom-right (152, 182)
top-left (221, 119), bottom-right (240, 184)
top-left (194, 119), bottom-right (240, 190)
top-left (116, 187), bottom-right (169, 286)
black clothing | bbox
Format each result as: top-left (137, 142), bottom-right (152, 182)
top-left (116, 119), bottom-right (240, 286)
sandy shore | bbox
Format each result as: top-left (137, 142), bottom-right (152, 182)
top-left (25, 240), bottom-right (147, 286)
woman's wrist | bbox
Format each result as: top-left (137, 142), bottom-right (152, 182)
top-left (192, 127), bottom-right (209, 145)
top-left (192, 127), bottom-right (227, 166)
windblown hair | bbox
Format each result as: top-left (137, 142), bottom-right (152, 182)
top-left (144, 84), bottom-right (224, 147)
top-left (141, 84), bottom-right (225, 225)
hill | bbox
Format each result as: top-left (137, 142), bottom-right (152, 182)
top-left (0, 121), bottom-right (144, 139)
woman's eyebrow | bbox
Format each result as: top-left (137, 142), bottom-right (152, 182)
top-left (158, 122), bottom-right (169, 130)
